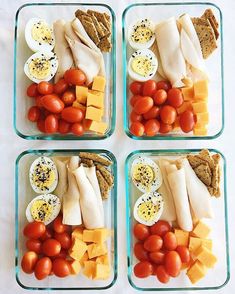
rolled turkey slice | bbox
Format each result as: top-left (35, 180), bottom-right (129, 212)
top-left (53, 157), bottom-right (68, 201)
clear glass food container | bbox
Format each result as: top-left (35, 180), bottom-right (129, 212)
top-left (15, 149), bottom-right (117, 290)
top-left (14, 3), bottom-right (116, 140)
top-left (125, 149), bottom-right (229, 291)
top-left (122, 2), bottom-right (224, 140)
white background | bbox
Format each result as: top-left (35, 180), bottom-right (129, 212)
top-left (0, 0), bottom-right (234, 293)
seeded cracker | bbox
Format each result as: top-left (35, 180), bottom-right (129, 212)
top-left (79, 17), bottom-right (100, 45)
top-left (96, 164), bottom-right (114, 187)
top-left (96, 170), bottom-right (110, 199)
top-left (79, 152), bottom-right (112, 166)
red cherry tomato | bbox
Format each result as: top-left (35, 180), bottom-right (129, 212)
top-left (156, 81), bottom-right (171, 92)
top-left (144, 119), bottom-right (160, 136)
top-left (159, 122), bottom-right (173, 134)
top-left (155, 265), bottom-right (170, 283)
top-left (164, 251), bottom-right (182, 277)
top-left (53, 215), bottom-right (69, 234)
top-left (130, 95), bottom-right (142, 107)
top-left (34, 257), bottom-right (52, 280)
top-left (58, 119), bottom-right (71, 134)
top-left (37, 118), bottom-right (45, 132)
top-left (179, 110), bottom-right (195, 133)
top-left (71, 122), bottom-right (84, 136)
top-left (160, 105), bottom-right (177, 124)
top-left (142, 80), bottom-right (157, 97)
top-left (52, 249), bottom-right (68, 260)
top-left (129, 81), bottom-right (143, 95)
top-left (35, 95), bottom-right (44, 108)
top-left (27, 106), bottom-right (40, 122)
top-left (37, 81), bottom-right (54, 95)
top-left (176, 246), bottom-right (190, 264)
top-left (134, 96), bottom-right (154, 114)
top-left (163, 232), bottom-right (177, 251)
top-left (130, 122), bottom-right (145, 137)
top-left (134, 242), bottom-right (149, 261)
top-left (167, 88), bottom-right (183, 108)
top-left (134, 261), bottom-right (153, 278)
top-left (21, 251), bottom-right (38, 274)
top-left (54, 78), bottom-right (69, 94)
top-left (130, 110), bottom-right (143, 122)
top-left (23, 221), bottom-right (46, 239)
top-left (42, 238), bottom-right (61, 257)
top-left (150, 221), bottom-right (171, 237)
top-left (64, 69), bottom-right (86, 86)
top-left (26, 239), bottom-right (42, 254)
top-left (153, 89), bottom-right (167, 105)
top-left (45, 114), bottom-right (58, 134)
top-left (40, 228), bottom-right (53, 241)
top-left (42, 94), bottom-right (64, 113)
top-left (52, 258), bottom-right (71, 278)
top-left (133, 223), bottom-right (150, 241)
top-left (27, 83), bottom-right (39, 97)
top-left (143, 106), bottom-right (160, 120)
top-left (61, 90), bottom-right (76, 105)
top-left (54, 232), bottom-right (71, 250)
top-left (61, 107), bottom-right (84, 123)
top-left (144, 235), bottom-right (163, 252)
top-left (149, 251), bottom-right (165, 265)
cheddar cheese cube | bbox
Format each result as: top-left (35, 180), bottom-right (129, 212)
top-left (194, 80), bottom-right (208, 100)
top-left (196, 112), bottom-right (209, 123)
top-left (80, 252), bottom-right (89, 267)
top-left (96, 254), bottom-right (109, 265)
top-left (87, 92), bottom-right (104, 109)
top-left (72, 227), bottom-right (84, 241)
top-left (69, 239), bottom-right (88, 261)
top-left (193, 126), bottom-right (208, 136)
top-left (83, 261), bottom-right (96, 279)
top-left (70, 260), bottom-right (82, 275)
top-left (92, 76), bottom-right (106, 92)
top-left (87, 242), bottom-right (108, 259)
top-left (177, 101), bottom-right (193, 114)
top-left (174, 229), bottom-right (189, 246)
top-left (85, 106), bottom-right (102, 122)
top-left (76, 86), bottom-right (88, 104)
top-left (182, 86), bottom-right (194, 101)
top-left (192, 102), bottom-right (208, 113)
top-left (93, 228), bottom-right (109, 244)
top-left (192, 221), bottom-right (211, 239)
top-left (73, 101), bottom-right (86, 113)
top-left (194, 245), bottom-right (217, 268)
top-left (94, 264), bottom-right (111, 280)
top-left (186, 260), bottom-right (206, 284)
top-left (83, 230), bottom-right (95, 243)
top-left (88, 121), bottom-right (108, 134)
top-left (88, 89), bottom-right (104, 100)
top-left (189, 237), bottom-right (212, 253)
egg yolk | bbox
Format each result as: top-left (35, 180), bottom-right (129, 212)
top-left (32, 164), bottom-right (56, 192)
top-left (31, 21), bottom-right (53, 45)
top-left (31, 200), bottom-right (53, 222)
top-left (133, 164), bottom-right (154, 191)
top-left (131, 26), bottom-right (153, 44)
top-left (137, 201), bottom-right (158, 222)
top-left (29, 57), bottom-right (51, 80)
top-left (131, 57), bottom-right (153, 77)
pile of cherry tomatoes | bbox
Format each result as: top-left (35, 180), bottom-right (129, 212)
top-left (129, 80), bottom-right (195, 137)
top-left (26, 69), bottom-right (88, 136)
top-left (133, 221), bottom-right (190, 284)
top-left (21, 215), bottom-right (73, 280)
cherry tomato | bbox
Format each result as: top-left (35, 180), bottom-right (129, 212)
top-left (143, 106), bottom-right (160, 120)
top-left (37, 81), bottom-right (54, 95)
top-left (133, 223), bottom-right (150, 241)
top-left (58, 119), bottom-right (71, 134)
top-left (142, 80), bottom-right (157, 97)
top-left (64, 69), bottom-right (86, 86)
top-left (130, 95), bottom-right (142, 107)
top-left (42, 94), bottom-right (64, 113)
top-left (61, 107), bottom-right (84, 123)
top-left (164, 251), bottom-right (182, 277)
top-left (144, 235), bottom-right (163, 252)
top-left (179, 110), bottom-right (195, 133)
top-left (37, 118), bottom-right (45, 132)
top-left (54, 232), bottom-right (71, 250)
top-left (27, 83), bottom-right (39, 97)
top-left (83, 119), bottom-right (92, 130)
top-left (149, 251), bottom-right (165, 265)
top-left (27, 106), bottom-right (40, 122)
top-left (134, 242), bottom-right (149, 261)
top-left (160, 105), bottom-right (177, 124)
top-left (134, 96), bottom-right (154, 114)
top-left (163, 232), bottom-right (177, 251)
top-left (156, 81), bottom-right (171, 92)
top-left (23, 221), bottom-right (46, 239)
top-left (53, 215), bottom-right (69, 234)
top-left (159, 122), bottom-right (173, 134)
top-left (40, 228), bottom-right (53, 241)
top-left (155, 265), bottom-right (170, 283)
top-left (54, 78), bottom-right (69, 94)
top-left (34, 257), bottom-right (52, 280)
top-left (26, 239), bottom-right (42, 254)
top-left (44, 114), bottom-right (58, 134)
top-left (150, 221), bottom-right (171, 236)
top-left (130, 122), bottom-right (145, 137)
top-left (153, 89), bottom-right (167, 105)
top-left (52, 258), bottom-right (71, 278)
top-left (130, 110), bottom-right (143, 123)
top-left (35, 95), bottom-right (44, 108)
top-left (167, 88), bottom-right (183, 108)
top-left (61, 90), bottom-right (76, 105)
top-left (129, 81), bottom-right (143, 95)
top-left (52, 249), bottom-right (68, 260)
top-left (134, 261), bottom-right (153, 278)
top-left (144, 119), bottom-right (160, 136)
top-left (176, 246), bottom-right (190, 264)
top-left (21, 251), bottom-right (38, 274)
top-left (42, 238), bottom-right (61, 257)
top-left (71, 122), bottom-right (84, 136)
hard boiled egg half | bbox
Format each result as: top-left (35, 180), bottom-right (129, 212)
top-left (29, 156), bottom-right (58, 194)
top-left (26, 194), bottom-right (61, 225)
top-left (128, 49), bottom-right (158, 82)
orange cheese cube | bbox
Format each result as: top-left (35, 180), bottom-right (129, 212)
top-left (189, 237), bottom-right (212, 253)
top-left (73, 101), bottom-right (86, 113)
top-left (174, 229), bottom-right (189, 246)
top-left (88, 121), bottom-right (108, 134)
top-left (72, 227), bottom-right (84, 241)
top-left (85, 106), bottom-right (102, 122)
top-left (94, 264), bottom-right (111, 280)
top-left (83, 261), bottom-right (96, 279)
top-left (87, 92), bottom-right (104, 109)
top-left (193, 126), bottom-right (208, 136)
top-left (87, 243), bottom-right (108, 259)
top-left (83, 229), bottom-right (95, 243)
top-left (194, 80), bottom-right (208, 100)
top-left (93, 228), bottom-right (109, 244)
top-left (177, 101), bottom-right (193, 114)
top-left (192, 221), bottom-right (211, 239)
top-left (89, 89), bottom-right (104, 99)
top-left (80, 252), bottom-right (89, 267)
top-left (92, 76), bottom-right (106, 92)
top-left (182, 86), bottom-right (194, 101)
top-left (192, 102), bottom-right (208, 113)
top-left (196, 112), bottom-right (209, 124)
top-left (69, 239), bottom-right (88, 261)
top-left (187, 260), bottom-right (206, 284)
top-left (96, 254), bottom-right (109, 265)
top-left (194, 245), bottom-right (217, 268)
top-left (70, 260), bottom-right (82, 275)
top-left (76, 86), bottom-right (88, 104)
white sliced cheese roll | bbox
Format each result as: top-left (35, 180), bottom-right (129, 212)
top-left (53, 158), bottom-right (68, 201)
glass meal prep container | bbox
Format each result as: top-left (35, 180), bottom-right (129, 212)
top-left (15, 149), bottom-right (117, 290)
top-left (14, 3), bottom-right (116, 140)
top-left (125, 149), bottom-right (229, 291)
top-left (122, 2), bottom-right (224, 140)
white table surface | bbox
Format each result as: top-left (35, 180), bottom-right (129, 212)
top-left (0, 0), bottom-right (234, 293)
